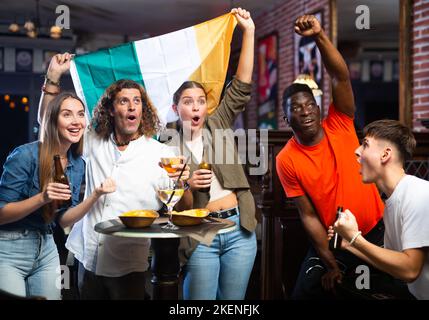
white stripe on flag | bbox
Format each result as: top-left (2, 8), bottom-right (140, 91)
top-left (70, 61), bottom-right (90, 123)
top-left (134, 26), bottom-right (201, 125)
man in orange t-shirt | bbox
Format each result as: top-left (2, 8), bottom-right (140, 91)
top-left (276, 15), bottom-right (384, 299)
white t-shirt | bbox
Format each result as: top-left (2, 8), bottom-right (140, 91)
top-left (66, 130), bottom-right (174, 277)
top-left (384, 175), bottom-right (429, 300)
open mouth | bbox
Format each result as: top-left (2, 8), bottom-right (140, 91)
top-left (302, 119), bottom-right (314, 127)
top-left (127, 115), bottom-right (137, 123)
top-left (67, 128), bottom-right (81, 136)
top-left (192, 116), bottom-right (200, 126)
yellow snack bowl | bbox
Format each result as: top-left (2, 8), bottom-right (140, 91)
top-left (119, 210), bottom-right (159, 228)
top-left (170, 208), bottom-right (210, 226)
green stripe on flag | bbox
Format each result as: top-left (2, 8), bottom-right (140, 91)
top-left (74, 42), bottom-right (145, 116)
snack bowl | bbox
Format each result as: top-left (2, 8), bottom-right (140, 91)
top-left (170, 208), bottom-right (210, 226)
top-left (119, 210), bottom-right (159, 228)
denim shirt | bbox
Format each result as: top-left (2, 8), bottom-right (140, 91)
top-left (0, 141), bottom-right (85, 233)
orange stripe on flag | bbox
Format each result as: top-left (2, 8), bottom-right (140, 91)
top-left (190, 13), bottom-right (237, 114)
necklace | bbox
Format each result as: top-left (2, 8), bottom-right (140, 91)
top-left (114, 134), bottom-right (141, 147)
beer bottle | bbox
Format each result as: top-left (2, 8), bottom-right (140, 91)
top-left (53, 154), bottom-right (71, 208)
top-left (198, 161), bottom-right (211, 193)
top-left (329, 206), bottom-right (343, 251)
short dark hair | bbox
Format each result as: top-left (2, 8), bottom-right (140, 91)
top-left (363, 119), bottom-right (416, 165)
top-left (282, 83), bottom-right (315, 113)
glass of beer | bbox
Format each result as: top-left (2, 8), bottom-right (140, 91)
top-left (160, 157), bottom-right (183, 174)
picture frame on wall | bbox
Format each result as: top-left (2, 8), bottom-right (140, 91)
top-left (370, 60), bottom-right (384, 81)
top-left (15, 49), bottom-right (33, 72)
top-left (257, 32), bottom-right (278, 130)
top-left (349, 61), bottom-right (362, 81)
top-left (294, 11), bottom-right (323, 95)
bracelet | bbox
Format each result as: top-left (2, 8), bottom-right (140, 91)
top-left (183, 181), bottom-right (191, 191)
top-left (45, 75), bottom-right (60, 87)
top-left (349, 231), bottom-right (362, 246)
top-left (42, 85), bottom-right (60, 96)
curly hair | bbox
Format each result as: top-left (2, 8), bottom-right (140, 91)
top-left (90, 79), bottom-right (160, 139)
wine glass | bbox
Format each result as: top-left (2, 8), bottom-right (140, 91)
top-left (156, 176), bottom-right (185, 230)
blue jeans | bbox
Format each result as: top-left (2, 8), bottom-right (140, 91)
top-left (183, 214), bottom-right (257, 300)
top-left (0, 229), bottom-right (61, 300)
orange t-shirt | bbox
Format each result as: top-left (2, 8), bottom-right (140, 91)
top-left (276, 104), bottom-right (384, 235)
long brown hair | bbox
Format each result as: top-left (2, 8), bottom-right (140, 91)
top-left (91, 79), bottom-right (160, 139)
top-left (39, 92), bottom-right (85, 222)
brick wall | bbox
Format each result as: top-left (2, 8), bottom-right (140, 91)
top-left (412, 0), bottom-right (429, 132)
top-left (245, 0), bottom-right (331, 130)
top-left (246, 0), bottom-right (429, 132)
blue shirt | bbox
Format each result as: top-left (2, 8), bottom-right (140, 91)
top-left (0, 141), bottom-right (85, 232)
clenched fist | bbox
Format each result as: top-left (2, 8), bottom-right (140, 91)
top-left (295, 15), bottom-right (322, 37)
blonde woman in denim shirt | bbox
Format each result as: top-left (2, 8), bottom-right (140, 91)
top-left (0, 91), bottom-right (115, 299)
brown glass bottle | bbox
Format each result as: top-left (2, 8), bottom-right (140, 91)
top-left (198, 161), bottom-right (212, 193)
top-left (329, 206), bottom-right (343, 251)
top-left (53, 155), bottom-right (71, 208)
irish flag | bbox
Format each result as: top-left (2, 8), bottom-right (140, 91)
top-left (70, 13), bottom-right (237, 125)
